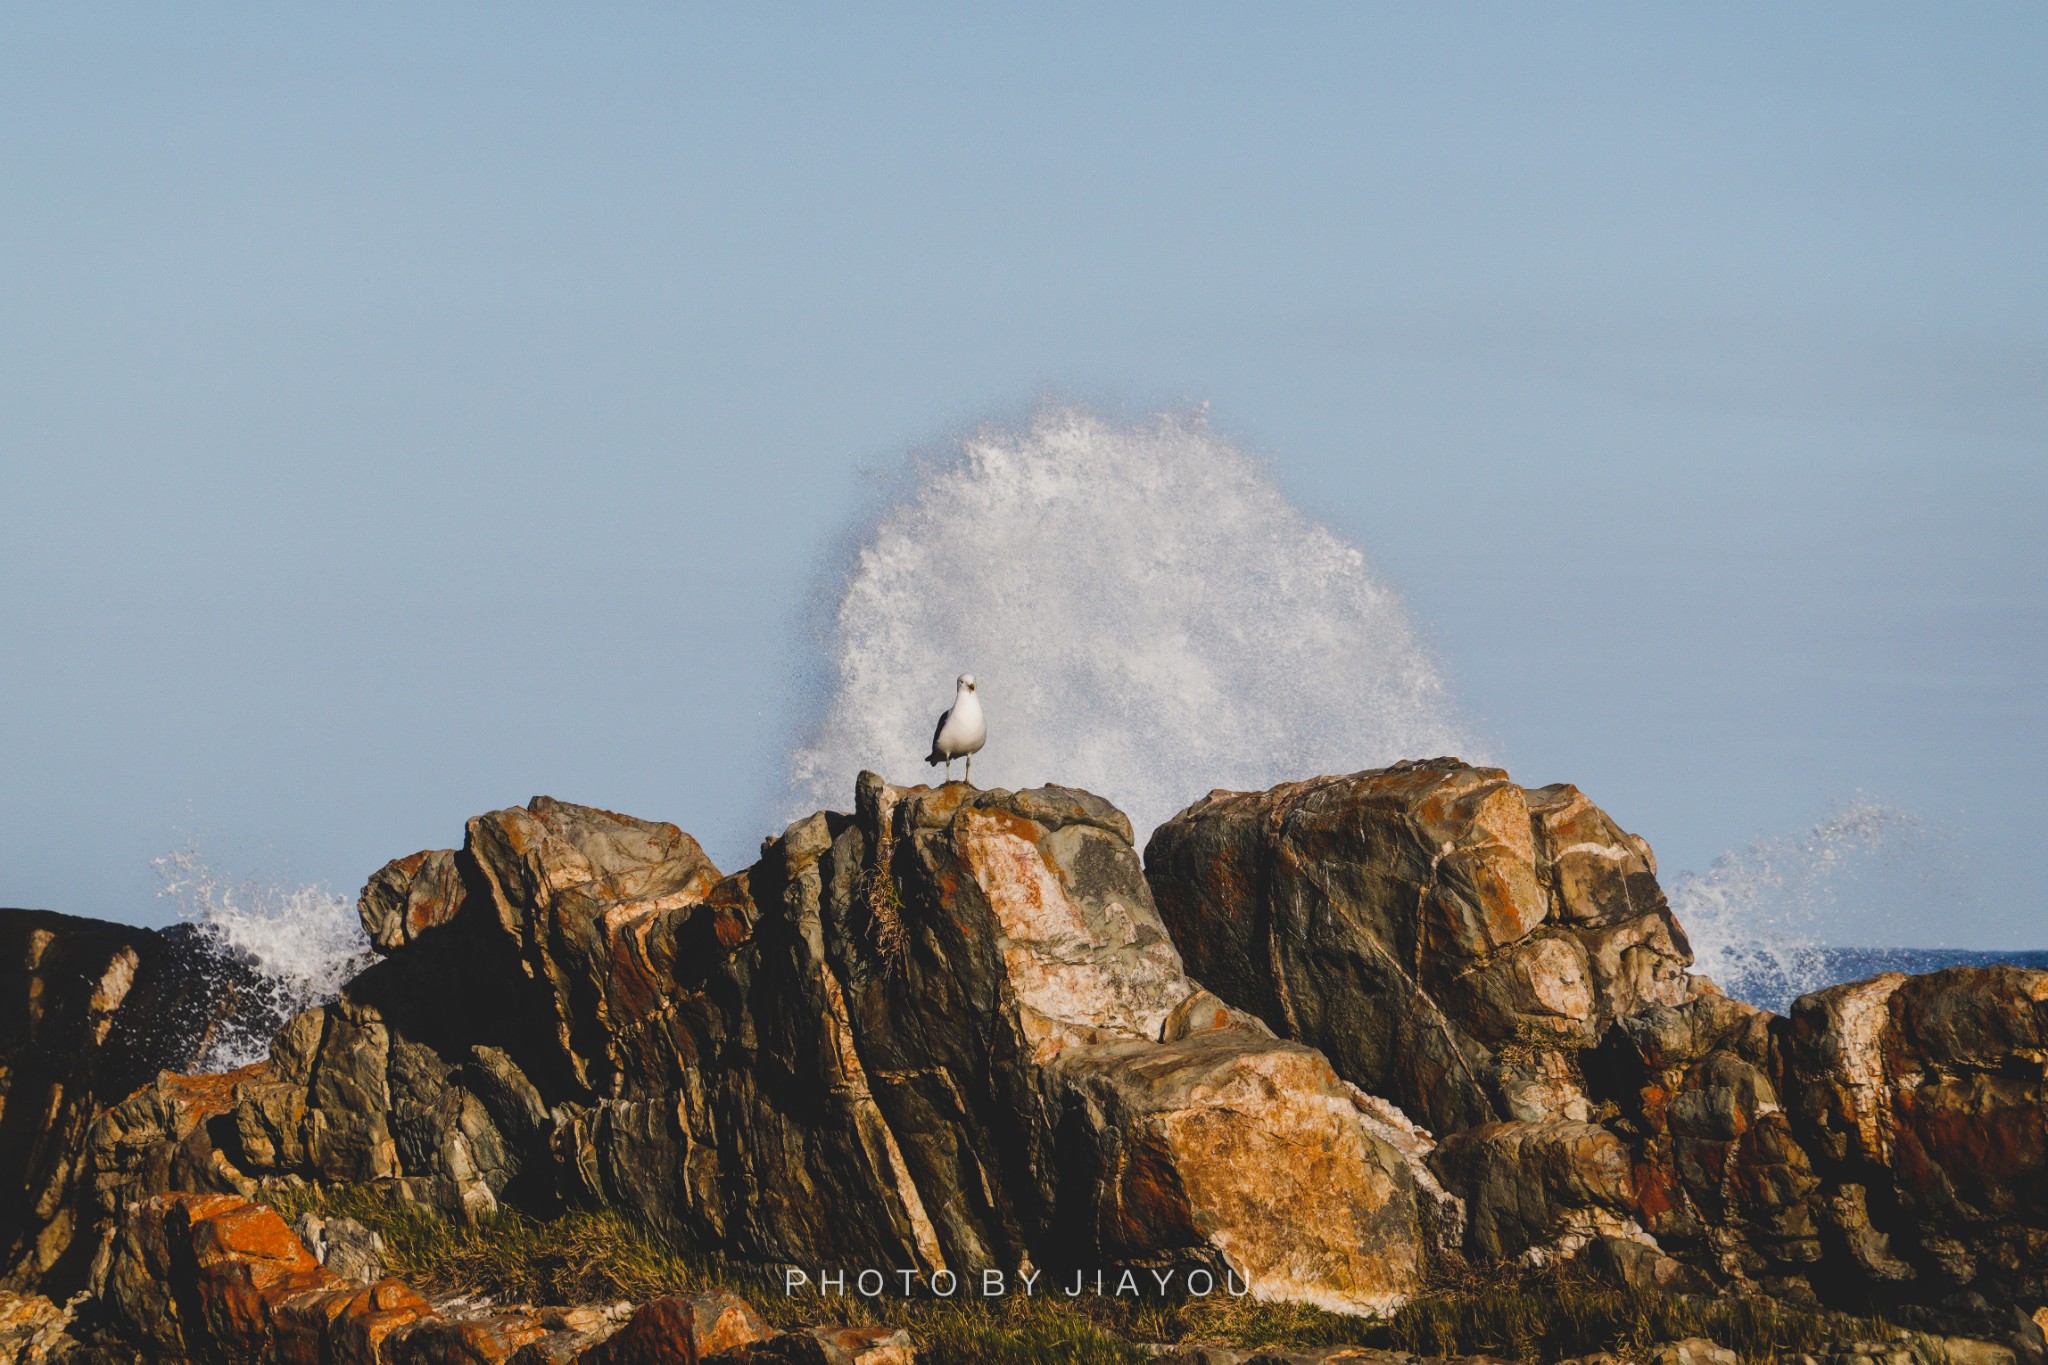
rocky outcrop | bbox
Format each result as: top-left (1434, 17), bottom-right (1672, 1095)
top-left (6, 757), bottom-right (2046, 1348)
top-left (800, 776), bottom-right (1457, 1312)
top-left (1787, 967), bottom-right (2048, 1306)
top-left (89, 1191), bottom-right (433, 1363)
top-left (1146, 759), bottom-right (2048, 1324)
top-left (1589, 990), bottom-right (1823, 1282)
top-left (1586, 964), bottom-right (2048, 1310)
top-left (1144, 759), bottom-right (1695, 1137)
top-left (0, 907), bottom-right (288, 1291)
top-left (87, 785), bottom-right (1455, 1315)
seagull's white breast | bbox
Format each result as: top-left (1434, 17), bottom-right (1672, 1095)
top-left (935, 690), bottom-right (986, 758)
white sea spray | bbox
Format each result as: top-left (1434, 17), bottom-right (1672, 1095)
top-left (153, 846), bottom-right (375, 1069)
top-left (1671, 797), bottom-right (1934, 1011)
top-left (791, 404), bottom-right (1476, 842)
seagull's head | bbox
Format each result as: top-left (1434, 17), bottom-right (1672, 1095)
top-left (957, 673), bottom-right (977, 693)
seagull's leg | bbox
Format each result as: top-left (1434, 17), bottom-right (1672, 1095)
top-left (965, 753), bottom-right (972, 784)
top-left (945, 759), bottom-right (953, 781)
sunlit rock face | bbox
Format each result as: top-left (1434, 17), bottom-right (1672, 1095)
top-left (74, 785), bottom-right (1452, 1316)
top-left (809, 774), bottom-right (1456, 1314)
top-left (7, 760), bottom-right (2045, 1329)
top-left (1144, 758), bottom-right (2048, 1312)
top-left (1143, 757), bottom-right (1696, 1138)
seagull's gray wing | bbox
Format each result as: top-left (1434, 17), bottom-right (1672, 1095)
top-left (926, 706), bottom-right (952, 765)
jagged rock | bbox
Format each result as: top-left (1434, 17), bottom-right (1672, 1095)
top-left (0, 1289), bottom-right (77, 1365)
top-left (1428, 1119), bottom-right (1642, 1265)
top-left (15, 764), bottom-right (2046, 1330)
top-left (791, 775), bottom-right (1453, 1311)
top-left (86, 1064), bottom-right (268, 1223)
top-left (0, 907), bottom-right (286, 1289)
top-left (118, 785), bottom-right (1453, 1314)
top-left (273, 1278), bottom-right (438, 1365)
top-left (1144, 759), bottom-right (1695, 1138)
top-left (293, 1213), bottom-right (387, 1285)
top-left (81, 1190), bottom-right (724, 1365)
top-left (571, 1291), bottom-right (770, 1364)
top-left (1588, 989), bottom-right (1823, 1278)
top-left (358, 850), bottom-right (468, 956)
top-left (1786, 967), bottom-right (2048, 1305)
top-left (93, 1191), bottom-right (338, 1359)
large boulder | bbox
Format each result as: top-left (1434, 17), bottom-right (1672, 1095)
top-left (1144, 758), bottom-right (1696, 1137)
top-left (1144, 760), bottom-right (2048, 1321)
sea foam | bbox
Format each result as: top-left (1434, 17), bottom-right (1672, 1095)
top-left (153, 847), bottom-right (376, 1069)
top-left (1670, 797), bottom-right (1933, 1012)
top-left (789, 405), bottom-right (1475, 842)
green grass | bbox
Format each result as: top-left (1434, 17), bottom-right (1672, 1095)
top-left (254, 1185), bottom-right (1903, 1364)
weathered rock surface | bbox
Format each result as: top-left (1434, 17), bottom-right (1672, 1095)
top-left (71, 1191), bottom-right (793, 1365)
top-left (294, 1214), bottom-right (387, 1286)
top-left (1429, 1120), bottom-right (1641, 1265)
top-left (0, 1289), bottom-right (76, 1364)
top-left (1145, 759), bottom-right (1695, 1137)
top-left (89, 1191), bottom-right (432, 1363)
top-left (0, 907), bottom-right (290, 1290)
top-left (1589, 990), bottom-right (1823, 1280)
top-left (1787, 967), bottom-right (2048, 1306)
top-left (81, 785), bottom-right (1454, 1314)
top-left (5, 758), bottom-right (2047, 1347)
top-left (1586, 965), bottom-right (2048, 1311)
top-left (802, 775), bottom-right (1456, 1312)
top-left (1147, 759), bottom-right (2048, 1322)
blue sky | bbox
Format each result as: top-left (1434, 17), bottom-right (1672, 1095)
top-left (2, 5), bottom-right (2042, 945)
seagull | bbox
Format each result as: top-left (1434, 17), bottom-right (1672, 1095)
top-left (926, 673), bottom-right (986, 784)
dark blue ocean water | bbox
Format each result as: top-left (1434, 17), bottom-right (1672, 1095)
top-left (1719, 947), bottom-right (2048, 1016)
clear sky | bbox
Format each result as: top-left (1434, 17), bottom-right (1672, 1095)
top-left (2, 5), bottom-right (2042, 946)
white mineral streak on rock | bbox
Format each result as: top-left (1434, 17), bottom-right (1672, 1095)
top-left (1816, 972), bottom-right (1910, 1165)
top-left (961, 810), bottom-right (1191, 1058)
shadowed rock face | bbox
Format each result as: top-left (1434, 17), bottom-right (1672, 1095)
top-left (0, 907), bottom-right (279, 1290)
top-left (1584, 966), bottom-right (2048, 1307)
top-left (1789, 967), bottom-right (2048, 1304)
top-left (1143, 758), bottom-right (1696, 1138)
